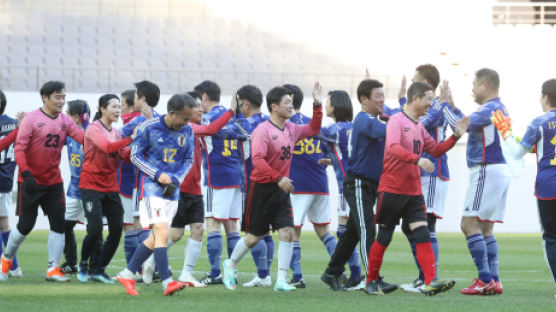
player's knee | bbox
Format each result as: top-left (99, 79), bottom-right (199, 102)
top-left (86, 222), bottom-right (103, 239)
top-left (412, 226), bottom-right (431, 244)
top-left (17, 218), bottom-right (34, 236)
top-left (376, 225), bottom-right (395, 246)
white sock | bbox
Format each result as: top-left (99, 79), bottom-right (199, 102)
top-left (144, 253), bottom-right (155, 269)
top-left (48, 231), bottom-right (65, 269)
top-left (120, 268), bottom-right (134, 279)
top-left (277, 241), bottom-right (293, 282)
top-left (182, 238), bottom-right (202, 276)
top-left (4, 228), bottom-right (26, 260)
top-left (230, 238), bottom-right (251, 269)
top-left (162, 277), bottom-right (173, 289)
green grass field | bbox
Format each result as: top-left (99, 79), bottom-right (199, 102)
top-left (0, 231), bottom-right (554, 311)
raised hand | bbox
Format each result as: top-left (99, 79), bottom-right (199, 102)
top-left (490, 109), bottom-right (512, 140)
top-left (365, 67), bottom-right (371, 79)
top-left (398, 75), bottom-right (407, 100)
top-left (454, 116), bottom-right (470, 138)
top-left (231, 89), bottom-right (238, 115)
top-left (312, 81), bottom-right (322, 105)
top-left (439, 80), bottom-right (451, 104)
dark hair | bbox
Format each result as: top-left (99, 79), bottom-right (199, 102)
top-left (237, 85), bottom-right (263, 108)
top-left (94, 94), bottom-right (120, 121)
top-left (134, 80), bottom-right (160, 107)
top-left (67, 99), bottom-right (90, 124)
top-left (542, 79), bottom-right (556, 107)
top-left (282, 84), bottom-right (303, 110)
top-left (357, 79), bottom-right (383, 104)
top-left (328, 90), bottom-right (353, 122)
top-left (194, 80), bottom-right (221, 102)
top-left (168, 93), bottom-right (197, 113)
top-left (0, 90), bottom-right (6, 115)
top-left (475, 68), bottom-right (500, 91)
top-left (415, 64), bottom-right (440, 90)
top-left (187, 90), bottom-right (202, 102)
top-left (407, 82), bottom-right (433, 104)
top-left (266, 87), bottom-right (291, 113)
top-left (40, 81), bottom-right (65, 100)
top-left (121, 89), bottom-right (135, 108)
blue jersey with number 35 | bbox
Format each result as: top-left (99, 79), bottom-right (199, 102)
top-left (66, 135), bottom-right (85, 199)
top-left (0, 115), bottom-right (17, 192)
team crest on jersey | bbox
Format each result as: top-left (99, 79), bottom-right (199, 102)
top-left (177, 135), bottom-right (186, 147)
top-left (272, 135), bottom-right (278, 140)
top-left (37, 122), bottom-right (45, 128)
top-left (60, 123), bottom-right (67, 131)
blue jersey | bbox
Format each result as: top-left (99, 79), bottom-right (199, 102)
top-left (0, 115), bottom-right (17, 192)
top-left (66, 136), bottom-right (84, 199)
top-left (236, 112), bottom-right (269, 191)
top-left (131, 116), bottom-right (194, 201)
top-left (465, 98), bottom-right (508, 167)
top-left (347, 111), bottom-right (386, 181)
top-left (320, 121), bottom-right (352, 194)
top-left (520, 110), bottom-right (556, 199)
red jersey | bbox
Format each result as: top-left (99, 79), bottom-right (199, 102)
top-left (378, 112), bottom-right (458, 195)
top-left (0, 128), bottom-right (17, 151)
top-left (15, 109), bottom-right (84, 186)
top-left (79, 120), bottom-right (131, 193)
top-left (250, 105), bottom-right (322, 184)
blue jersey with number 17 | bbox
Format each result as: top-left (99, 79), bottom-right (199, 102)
top-left (0, 115), bottom-right (17, 193)
top-left (289, 113), bottom-right (328, 194)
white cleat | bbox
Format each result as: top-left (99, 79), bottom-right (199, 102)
top-left (9, 267), bottom-right (22, 277)
top-left (242, 275), bottom-right (272, 288)
top-left (142, 261), bottom-right (155, 285)
top-left (400, 278), bottom-right (424, 293)
top-left (0, 272), bottom-right (8, 282)
top-left (347, 280), bottom-right (365, 291)
top-left (178, 275), bottom-right (207, 288)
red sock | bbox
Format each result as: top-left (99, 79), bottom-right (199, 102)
top-left (366, 241), bottom-right (387, 284)
top-left (416, 242), bottom-right (436, 285)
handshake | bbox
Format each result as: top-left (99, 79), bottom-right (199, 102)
top-left (491, 109), bottom-right (512, 140)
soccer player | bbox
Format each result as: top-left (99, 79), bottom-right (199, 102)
top-left (77, 94), bottom-right (135, 284)
top-left (284, 83), bottom-right (334, 289)
top-left (221, 83), bottom-right (322, 292)
top-left (490, 79), bottom-right (556, 298)
top-left (318, 90), bottom-right (362, 289)
top-left (364, 82), bottom-right (469, 296)
top-left (117, 93), bottom-right (195, 296)
top-left (1, 81), bottom-right (84, 282)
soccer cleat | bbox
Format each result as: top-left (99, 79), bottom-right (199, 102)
top-left (178, 275), bottom-right (207, 288)
top-left (338, 273), bottom-right (348, 285)
top-left (494, 281), bottom-right (503, 294)
top-left (9, 267), bottom-right (22, 277)
top-left (401, 278), bottom-right (424, 293)
top-left (242, 275), bottom-right (272, 288)
top-left (164, 281), bottom-right (187, 296)
top-left (0, 255), bottom-right (13, 281)
top-left (274, 280), bottom-right (296, 292)
top-left (460, 278), bottom-right (496, 295)
top-left (422, 280), bottom-right (455, 296)
top-left (221, 259), bottom-right (237, 290)
top-left (343, 275), bottom-right (363, 289)
top-left (320, 272), bottom-right (347, 291)
top-left (288, 277), bottom-right (306, 289)
top-left (347, 279), bottom-right (365, 291)
top-left (378, 276), bottom-right (398, 294)
top-left (364, 280), bottom-right (384, 295)
top-left (77, 265), bottom-right (89, 283)
top-left (60, 263), bottom-right (78, 274)
top-left (90, 272), bottom-right (116, 284)
top-left (118, 275), bottom-right (139, 296)
top-left (200, 272), bottom-right (223, 285)
top-left (45, 267), bottom-right (70, 282)
top-left (142, 262), bottom-right (155, 285)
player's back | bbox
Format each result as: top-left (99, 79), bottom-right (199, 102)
top-left (0, 115), bottom-right (17, 192)
top-left (321, 121), bottom-right (352, 193)
top-left (66, 135), bottom-right (84, 198)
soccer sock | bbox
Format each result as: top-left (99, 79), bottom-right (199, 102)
top-left (250, 239), bottom-right (268, 278)
top-left (137, 229), bottom-right (150, 243)
top-left (277, 241), bottom-right (293, 282)
top-left (47, 231), bottom-right (65, 269)
top-left (207, 231), bottom-right (222, 277)
top-left (264, 235), bottom-right (274, 271)
top-left (230, 238), bottom-right (250, 269)
top-left (406, 233), bottom-right (424, 281)
top-left (466, 233), bottom-right (491, 283)
top-left (3, 227), bottom-right (26, 260)
top-left (416, 242), bottom-right (436, 285)
top-left (154, 247), bottom-right (171, 282)
top-left (320, 232), bottom-right (337, 256)
top-left (336, 224), bottom-right (347, 238)
top-left (182, 238), bottom-right (202, 275)
top-left (430, 231), bottom-right (439, 280)
top-left (127, 243), bottom-right (154, 274)
top-left (2, 230), bottom-right (19, 270)
top-left (124, 229), bottom-right (139, 265)
top-left (366, 241), bottom-right (387, 283)
top-left (289, 240), bottom-right (302, 281)
top-left (485, 235), bottom-right (499, 282)
top-left (226, 232), bottom-right (240, 258)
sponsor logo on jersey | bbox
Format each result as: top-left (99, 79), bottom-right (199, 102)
top-left (158, 137), bottom-right (164, 142)
top-left (37, 122), bottom-right (45, 128)
top-left (177, 135), bottom-right (186, 147)
top-left (272, 135), bottom-right (278, 140)
top-left (404, 128), bottom-right (410, 132)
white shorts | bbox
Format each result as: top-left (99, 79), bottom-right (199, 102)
top-left (121, 188), bottom-right (140, 225)
top-left (337, 193), bottom-right (349, 219)
top-left (0, 192), bottom-right (12, 217)
top-left (203, 186), bottom-right (242, 221)
top-left (421, 176), bottom-right (449, 219)
top-left (65, 197), bottom-right (85, 222)
top-left (463, 164), bottom-right (510, 223)
top-left (291, 193), bottom-right (331, 227)
top-left (139, 196), bottom-right (178, 227)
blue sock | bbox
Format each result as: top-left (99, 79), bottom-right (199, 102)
top-left (137, 229), bottom-right (150, 243)
top-left (154, 247), bottom-right (171, 281)
top-left (250, 239), bottom-right (268, 278)
top-left (264, 235), bottom-right (274, 271)
top-left (289, 240), bottom-right (302, 281)
top-left (124, 230), bottom-right (139, 265)
top-left (336, 224), bottom-right (347, 238)
top-left (406, 233), bottom-right (424, 281)
top-left (207, 231), bottom-right (222, 277)
top-left (226, 232), bottom-right (240, 258)
top-left (127, 243), bottom-right (153, 274)
top-left (467, 234), bottom-right (491, 283)
top-left (338, 225), bottom-right (361, 280)
top-left (320, 232), bottom-right (337, 256)
top-left (430, 231), bottom-right (439, 279)
top-left (485, 235), bottom-right (499, 282)
top-left (2, 231), bottom-right (18, 270)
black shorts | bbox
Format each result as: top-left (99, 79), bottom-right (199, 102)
top-left (16, 182), bottom-right (65, 217)
top-left (171, 192), bottom-right (204, 228)
top-left (375, 191), bottom-right (427, 227)
top-left (244, 181), bottom-right (293, 236)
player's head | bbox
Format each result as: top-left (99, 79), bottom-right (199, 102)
top-left (407, 82), bottom-right (434, 116)
top-left (194, 80), bottom-right (221, 112)
top-left (187, 90), bottom-right (203, 123)
top-left (357, 79), bottom-right (384, 116)
top-left (0, 89), bottom-right (6, 115)
top-left (66, 99), bottom-right (90, 126)
top-left (121, 89), bottom-right (135, 114)
top-left (166, 93), bottom-right (196, 130)
top-left (282, 84), bottom-right (303, 110)
top-left (472, 68), bottom-right (499, 105)
top-left (94, 94), bottom-right (121, 124)
top-left (326, 90), bottom-right (353, 122)
top-left (413, 64), bottom-right (440, 91)
top-left (40, 81), bottom-right (66, 114)
top-left (541, 79), bottom-right (556, 110)
top-left (237, 84), bottom-right (263, 117)
top-left (266, 86), bottom-right (294, 119)
top-left (134, 80), bottom-right (160, 109)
